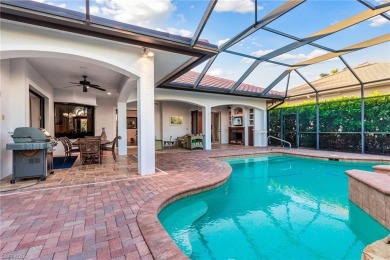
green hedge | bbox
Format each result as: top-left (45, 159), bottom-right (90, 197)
top-left (365, 95), bottom-right (390, 132)
top-left (267, 94), bottom-right (390, 154)
top-left (269, 94), bottom-right (390, 133)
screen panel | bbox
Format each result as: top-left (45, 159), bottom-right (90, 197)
top-left (313, 16), bottom-right (390, 50)
top-left (266, 0), bottom-right (366, 38)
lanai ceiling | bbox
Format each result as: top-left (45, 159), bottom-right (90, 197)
top-left (1, 0), bottom-right (389, 101)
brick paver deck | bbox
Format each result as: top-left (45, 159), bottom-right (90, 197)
top-left (1, 147), bottom-right (389, 259)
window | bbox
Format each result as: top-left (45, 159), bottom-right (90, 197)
top-left (54, 103), bottom-right (95, 138)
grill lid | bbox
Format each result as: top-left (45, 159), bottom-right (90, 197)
top-left (11, 127), bottom-right (46, 143)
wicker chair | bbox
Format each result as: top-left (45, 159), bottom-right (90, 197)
top-left (78, 139), bottom-right (101, 165)
top-left (58, 137), bottom-right (80, 164)
top-left (101, 136), bottom-right (121, 161)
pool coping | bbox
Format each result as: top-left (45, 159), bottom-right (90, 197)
top-left (345, 170), bottom-right (390, 195)
top-left (137, 150), bottom-right (390, 259)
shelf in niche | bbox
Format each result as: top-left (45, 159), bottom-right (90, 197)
top-left (249, 107), bottom-right (254, 126)
top-left (233, 107), bottom-right (243, 115)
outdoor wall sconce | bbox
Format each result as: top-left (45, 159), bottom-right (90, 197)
top-left (141, 47), bottom-right (154, 57)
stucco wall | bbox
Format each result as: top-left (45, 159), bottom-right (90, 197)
top-left (161, 101), bottom-right (193, 141)
top-left (0, 60), bottom-right (10, 179)
top-left (0, 58), bottom-right (55, 179)
top-left (96, 97), bottom-right (117, 142)
top-left (54, 88), bottom-right (97, 107)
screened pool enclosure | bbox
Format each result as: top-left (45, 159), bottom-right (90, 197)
top-left (2, 0), bottom-right (389, 154)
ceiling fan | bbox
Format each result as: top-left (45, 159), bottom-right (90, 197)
top-left (68, 75), bottom-right (106, 92)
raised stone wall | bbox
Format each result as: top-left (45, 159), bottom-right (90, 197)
top-left (345, 169), bottom-right (390, 229)
top-left (373, 165), bottom-right (390, 174)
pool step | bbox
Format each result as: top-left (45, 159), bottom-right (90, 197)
top-left (166, 201), bottom-right (208, 256)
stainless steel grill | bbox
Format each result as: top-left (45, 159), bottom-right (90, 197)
top-left (6, 127), bottom-right (56, 184)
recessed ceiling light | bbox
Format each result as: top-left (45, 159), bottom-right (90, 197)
top-left (107, 92), bottom-right (111, 95)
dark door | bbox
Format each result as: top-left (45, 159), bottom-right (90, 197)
top-left (282, 114), bottom-right (297, 148)
top-left (191, 110), bottom-right (198, 134)
top-left (29, 90), bottom-right (44, 128)
top-left (248, 126), bottom-right (254, 146)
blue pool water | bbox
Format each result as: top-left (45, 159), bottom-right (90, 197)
top-left (159, 155), bottom-right (389, 259)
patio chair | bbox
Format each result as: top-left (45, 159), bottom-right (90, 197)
top-left (177, 134), bottom-right (189, 149)
top-left (58, 137), bottom-right (80, 164)
top-left (101, 136), bottom-right (121, 161)
top-left (78, 139), bottom-right (101, 165)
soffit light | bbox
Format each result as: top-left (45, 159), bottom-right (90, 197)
top-left (141, 47), bottom-right (154, 57)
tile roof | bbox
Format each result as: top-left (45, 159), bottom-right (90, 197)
top-left (288, 62), bottom-right (390, 96)
top-left (172, 71), bottom-right (284, 96)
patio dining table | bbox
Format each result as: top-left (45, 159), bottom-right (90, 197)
top-left (72, 138), bottom-right (112, 164)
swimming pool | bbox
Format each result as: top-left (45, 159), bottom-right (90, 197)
top-left (159, 155), bottom-right (389, 259)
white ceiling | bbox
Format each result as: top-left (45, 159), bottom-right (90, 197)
top-left (27, 57), bottom-right (126, 97)
top-left (27, 49), bottom-right (193, 98)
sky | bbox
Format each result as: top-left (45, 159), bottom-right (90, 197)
top-left (30, 0), bottom-right (390, 91)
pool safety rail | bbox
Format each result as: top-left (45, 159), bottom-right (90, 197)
top-left (267, 136), bottom-right (291, 150)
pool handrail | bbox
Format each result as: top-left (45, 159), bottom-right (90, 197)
top-left (267, 135), bottom-right (291, 150)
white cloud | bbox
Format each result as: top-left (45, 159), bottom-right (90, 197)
top-left (156, 27), bottom-right (193, 37)
top-left (369, 14), bottom-right (390, 27)
top-left (90, 5), bottom-right (100, 15)
top-left (241, 49), bottom-right (273, 64)
top-left (306, 49), bottom-right (328, 59)
top-left (241, 57), bottom-right (255, 64)
top-left (32, 0), bottom-right (66, 8)
top-left (177, 13), bottom-right (187, 24)
top-left (217, 38), bottom-right (230, 47)
top-left (214, 0), bottom-right (261, 14)
top-left (274, 49), bottom-right (328, 62)
top-left (240, 49), bottom-right (329, 64)
top-left (49, 2), bottom-right (66, 8)
top-left (252, 49), bottom-right (273, 57)
top-left (190, 5), bottom-right (194, 9)
top-left (208, 68), bottom-right (224, 77)
top-left (251, 40), bottom-right (262, 47)
top-left (92, 0), bottom-right (176, 28)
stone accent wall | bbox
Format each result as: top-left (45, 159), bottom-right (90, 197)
top-left (373, 165), bottom-right (390, 174)
top-left (346, 170), bottom-right (390, 229)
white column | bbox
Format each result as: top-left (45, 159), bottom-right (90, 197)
top-left (137, 57), bottom-right (155, 175)
top-left (254, 108), bottom-right (262, 146)
top-left (117, 101), bottom-right (127, 156)
top-left (244, 108), bottom-right (249, 146)
top-left (202, 106), bottom-right (211, 150)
